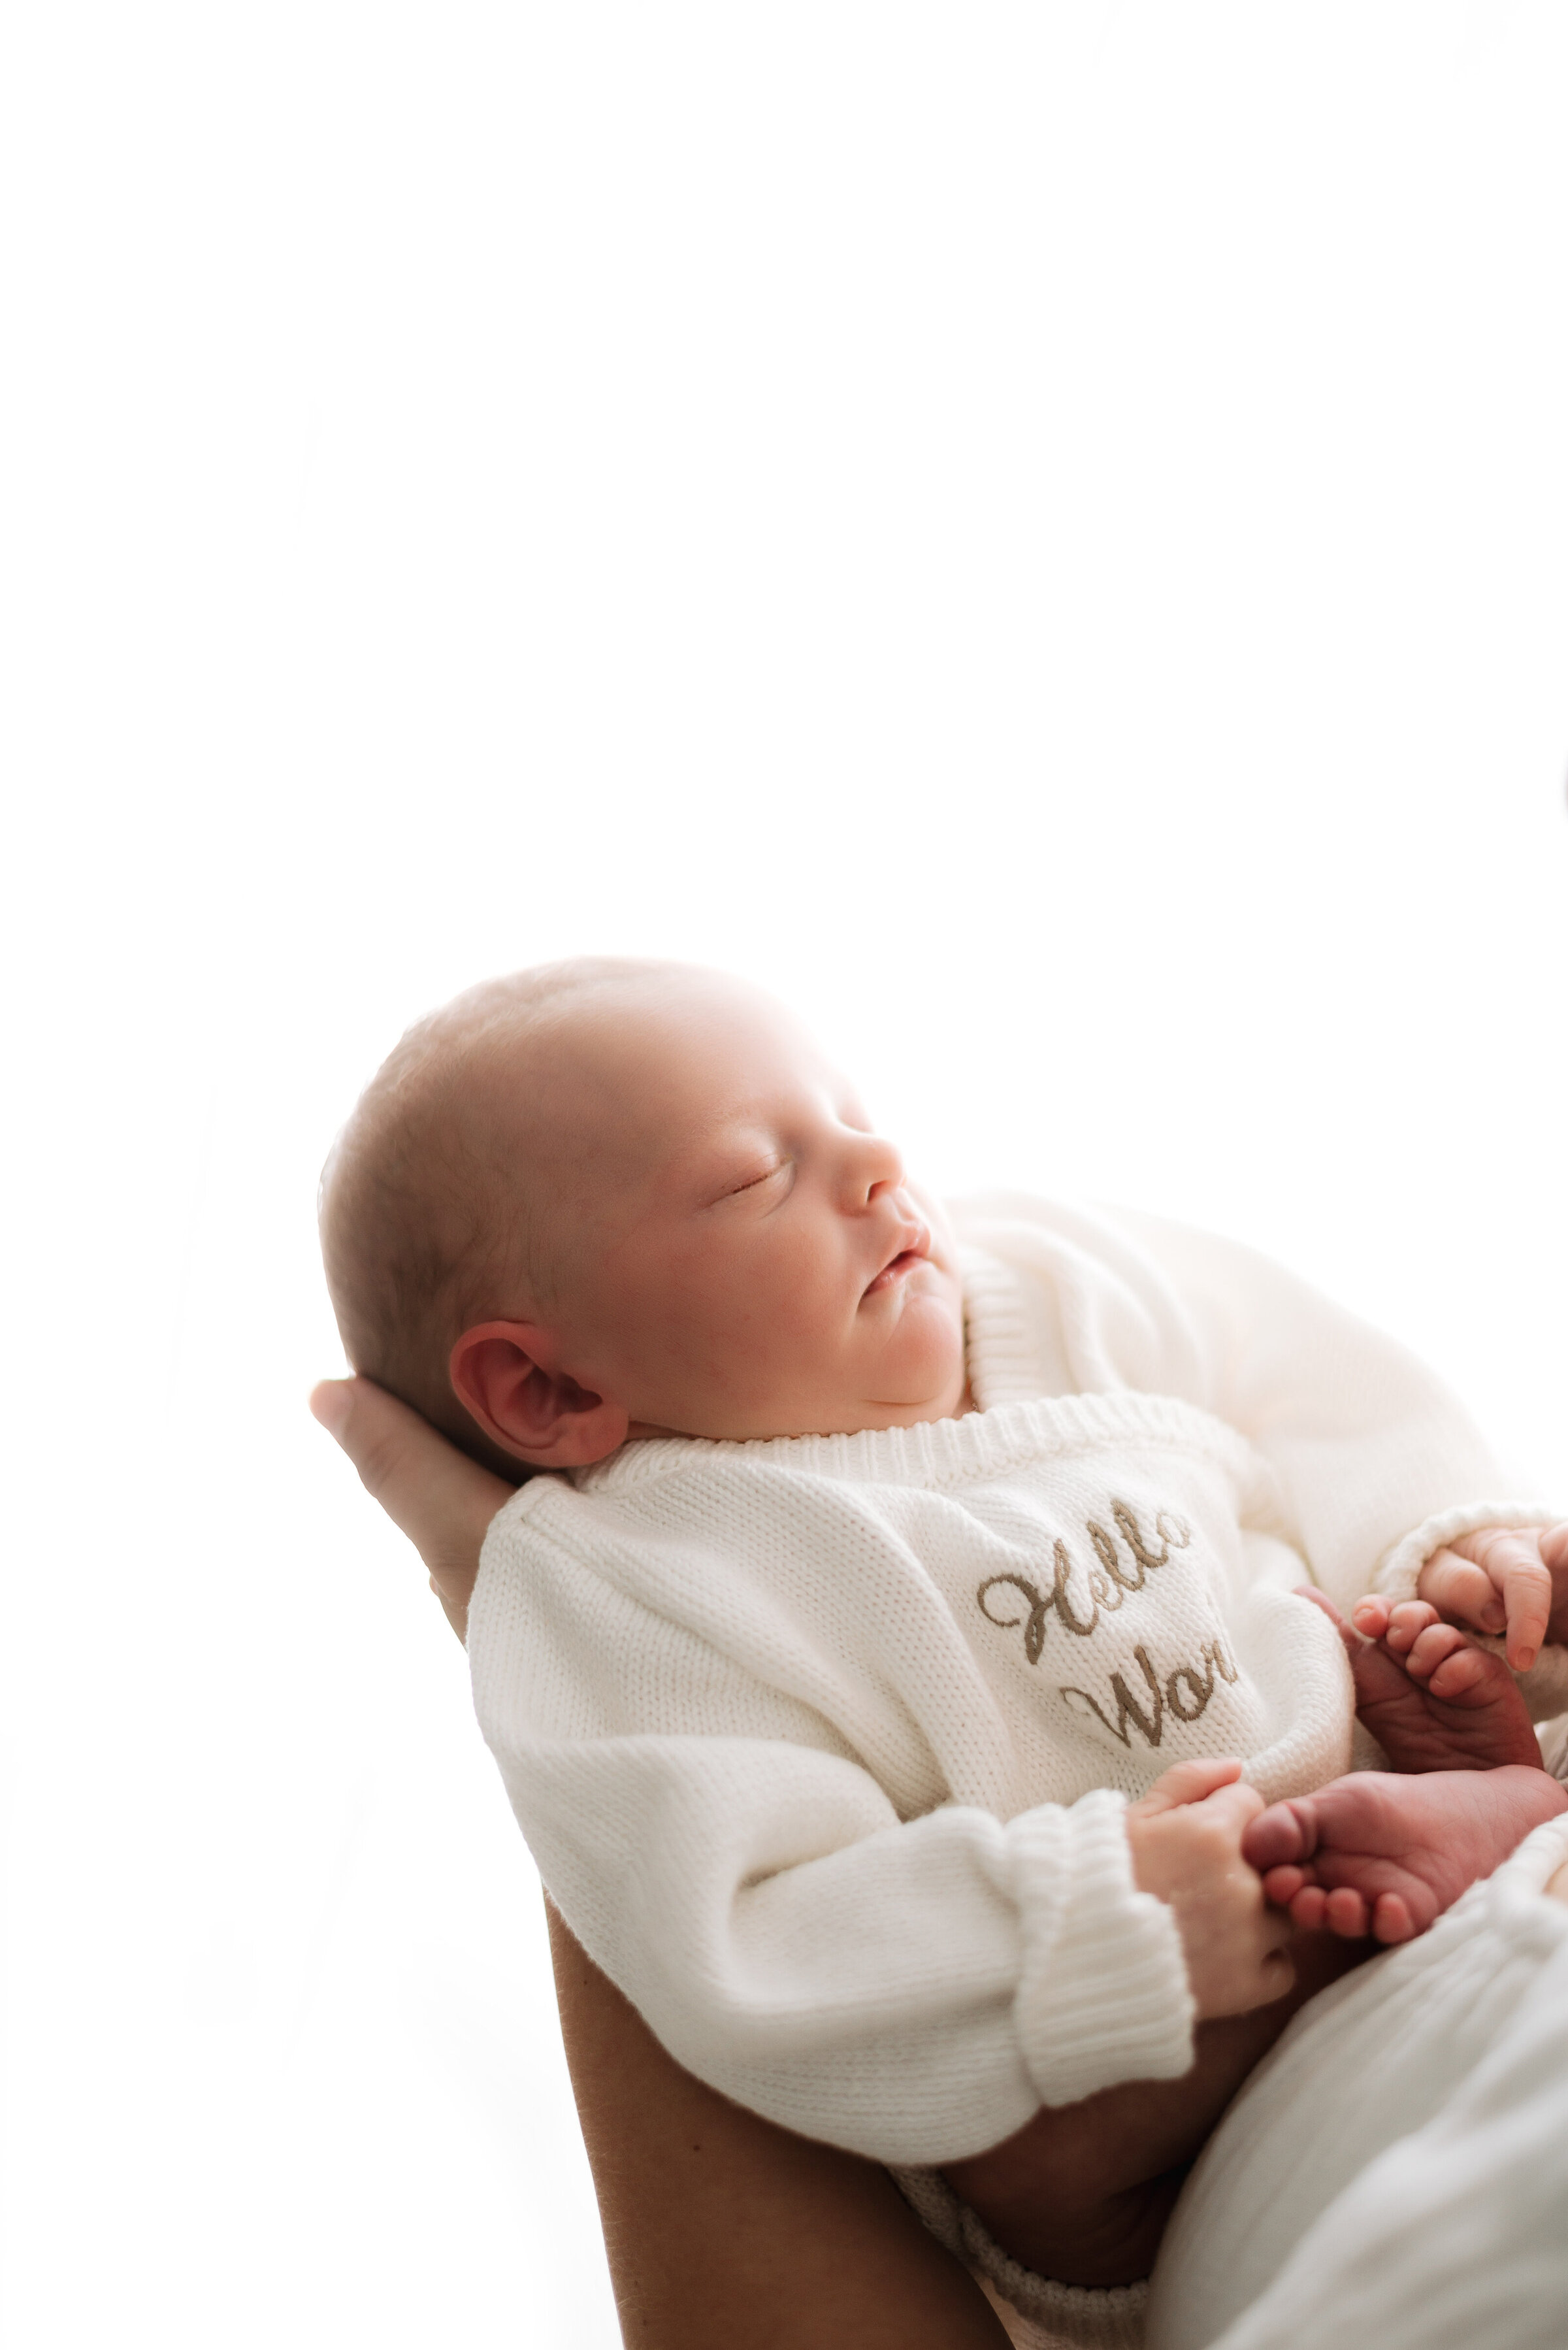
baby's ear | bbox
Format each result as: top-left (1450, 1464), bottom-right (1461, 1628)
top-left (449, 1323), bottom-right (629, 1469)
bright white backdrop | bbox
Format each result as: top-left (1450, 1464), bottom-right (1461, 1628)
top-left (4, 5), bottom-right (1568, 2344)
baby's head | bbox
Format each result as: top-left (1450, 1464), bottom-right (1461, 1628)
top-left (320, 960), bottom-right (966, 1474)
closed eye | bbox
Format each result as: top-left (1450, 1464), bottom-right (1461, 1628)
top-left (723, 1159), bottom-right (791, 1200)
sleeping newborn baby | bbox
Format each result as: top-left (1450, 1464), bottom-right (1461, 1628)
top-left (319, 958), bottom-right (1568, 2334)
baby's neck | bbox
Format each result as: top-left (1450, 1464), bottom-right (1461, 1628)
top-left (622, 1382), bottom-right (977, 1451)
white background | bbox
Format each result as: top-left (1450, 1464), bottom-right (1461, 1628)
top-left (5, 5), bottom-right (1568, 2343)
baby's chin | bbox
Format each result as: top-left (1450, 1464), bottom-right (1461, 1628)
top-left (855, 1291), bottom-right (968, 1426)
top-left (654, 1319), bottom-right (967, 1445)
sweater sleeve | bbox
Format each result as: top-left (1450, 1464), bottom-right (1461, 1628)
top-left (469, 1515), bottom-right (1194, 2166)
top-left (1040, 1202), bottom-right (1549, 1614)
top-left (1058, 1203), bottom-right (1568, 1719)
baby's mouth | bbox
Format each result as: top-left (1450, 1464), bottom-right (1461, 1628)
top-left (862, 1221), bottom-right (932, 1299)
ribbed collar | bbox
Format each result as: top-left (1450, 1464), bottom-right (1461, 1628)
top-left (572, 1387), bottom-right (1252, 1500)
top-left (960, 1244), bottom-right (1049, 1409)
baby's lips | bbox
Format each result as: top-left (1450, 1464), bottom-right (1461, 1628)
top-left (896, 1206), bottom-right (933, 1263)
top-left (864, 1216), bottom-right (931, 1291)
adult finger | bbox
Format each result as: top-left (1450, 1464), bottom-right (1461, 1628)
top-left (1418, 1548), bottom-right (1507, 1636)
top-left (1451, 1529), bottom-right (1552, 1670)
top-left (310, 1376), bottom-right (514, 1614)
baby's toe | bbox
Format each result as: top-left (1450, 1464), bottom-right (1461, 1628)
top-left (1403, 1621), bottom-right (1471, 1683)
top-left (1261, 1863), bottom-right (1310, 1908)
top-left (1372, 1891), bottom-right (1416, 1944)
top-left (1352, 1595), bottom-right (1392, 1638)
top-left (1425, 1640), bottom-right (1499, 1703)
top-left (1241, 1797), bottom-right (1317, 1872)
top-left (1324, 1886), bottom-right (1371, 1938)
top-left (1288, 1885), bottom-right (1329, 1932)
top-left (1385, 1601), bottom-right (1440, 1656)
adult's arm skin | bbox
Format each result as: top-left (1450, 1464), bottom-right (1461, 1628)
top-left (311, 1376), bottom-right (1010, 2348)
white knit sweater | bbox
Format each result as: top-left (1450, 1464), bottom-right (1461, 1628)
top-left (468, 1197), bottom-right (1562, 2166)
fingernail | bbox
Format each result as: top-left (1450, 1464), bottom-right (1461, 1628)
top-left (310, 1380), bottom-right (350, 1437)
top-left (1518, 1647), bottom-right (1537, 1672)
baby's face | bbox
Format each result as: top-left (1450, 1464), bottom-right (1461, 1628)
top-left (500, 977), bottom-right (967, 1446)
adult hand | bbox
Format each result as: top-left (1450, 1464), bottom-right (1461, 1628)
top-left (310, 1376), bottom-right (516, 1642)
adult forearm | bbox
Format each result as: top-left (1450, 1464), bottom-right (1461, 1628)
top-left (942, 1929), bottom-right (1365, 2287)
top-left (547, 1901), bottom-right (1012, 2349)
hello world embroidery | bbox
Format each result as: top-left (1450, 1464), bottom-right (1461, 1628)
top-left (975, 1500), bottom-right (1191, 1658)
top-left (1060, 1636), bottom-right (1239, 1748)
top-left (974, 1500), bottom-right (1237, 1747)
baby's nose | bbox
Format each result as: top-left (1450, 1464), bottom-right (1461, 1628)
top-left (853, 1129), bottom-right (905, 1200)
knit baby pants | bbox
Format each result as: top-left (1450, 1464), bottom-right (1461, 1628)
top-left (896, 1812), bottom-right (1568, 2350)
top-left (1147, 1809), bottom-right (1568, 2350)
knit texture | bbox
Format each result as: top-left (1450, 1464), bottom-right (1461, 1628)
top-left (1374, 1500), bottom-right (1558, 1604)
top-left (890, 2164), bottom-right (1150, 2349)
top-left (469, 1197), bottom-right (1544, 2163)
top-left (1146, 1813), bottom-right (1568, 2350)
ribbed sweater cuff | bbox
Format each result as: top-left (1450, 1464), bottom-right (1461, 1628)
top-left (1009, 1788), bottom-right (1195, 2108)
top-left (1372, 1502), bottom-right (1558, 1605)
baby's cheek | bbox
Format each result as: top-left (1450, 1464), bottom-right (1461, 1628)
top-left (715, 1269), bottom-right (843, 1392)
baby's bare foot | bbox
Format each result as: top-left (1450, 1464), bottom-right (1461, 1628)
top-left (1241, 1766), bottom-right (1567, 1943)
top-left (1298, 1586), bottom-right (1541, 1772)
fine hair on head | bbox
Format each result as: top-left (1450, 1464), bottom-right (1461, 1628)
top-left (318, 954), bottom-right (693, 1475)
